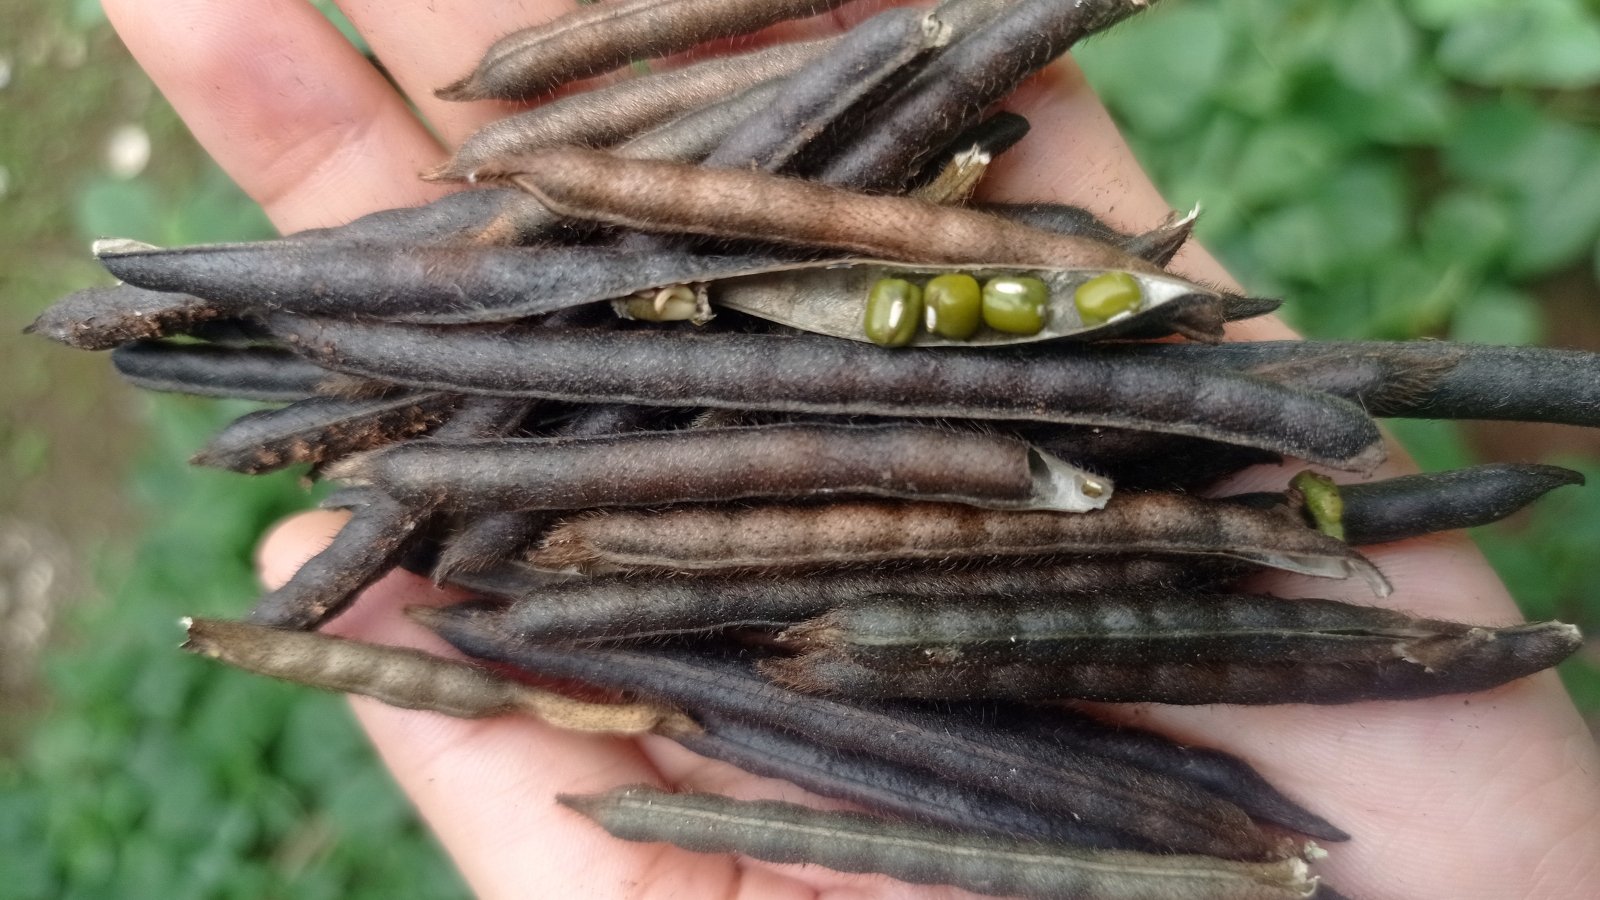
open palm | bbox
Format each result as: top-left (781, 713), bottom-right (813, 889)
top-left (103, 1), bottom-right (1600, 897)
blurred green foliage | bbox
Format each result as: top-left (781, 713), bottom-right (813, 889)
top-left (2, 0), bottom-right (1598, 896)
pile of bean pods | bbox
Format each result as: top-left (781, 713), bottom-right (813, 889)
top-left (29, 0), bottom-right (1600, 897)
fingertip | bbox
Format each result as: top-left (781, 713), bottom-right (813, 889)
top-left (254, 508), bottom-right (351, 591)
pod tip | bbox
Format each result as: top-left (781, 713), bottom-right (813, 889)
top-left (419, 160), bottom-right (466, 184)
top-left (435, 74), bottom-right (482, 102)
top-left (93, 237), bottom-right (159, 257)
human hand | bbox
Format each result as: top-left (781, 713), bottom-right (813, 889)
top-left (104, 1), bottom-right (1600, 897)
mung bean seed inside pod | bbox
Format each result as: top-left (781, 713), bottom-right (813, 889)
top-left (181, 618), bottom-right (689, 734)
top-left (558, 786), bottom-right (1320, 900)
top-left (529, 494), bottom-right (1389, 593)
top-left (406, 623), bottom-right (1290, 861)
top-left (263, 323), bottom-right (1386, 470)
top-left (764, 592), bottom-right (1581, 704)
top-left (719, 262), bottom-right (1236, 346)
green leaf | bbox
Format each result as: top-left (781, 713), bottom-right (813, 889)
top-left (1330, 0), bottom-right (1419, 92)
top-left (1229, 119), bottom-right (1345, 206)
top-left (1076, 3), bottom-right (1231, 136)
top-left (72, 177), bottom-right (163, 243)
top-left (1450, 284), bottom-right (1545, 345)
top-left (1422, 188), bottom-right (1514, 269)
top-left (1501, 123), bottom-right (1600, 275)
top-left (1437, 0), bottom-right (1600, 88)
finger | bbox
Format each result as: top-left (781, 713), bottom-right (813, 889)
top-left (102, 0), bottom-right (447, 233)
top-left (330, 0), bottom-right (557, 148)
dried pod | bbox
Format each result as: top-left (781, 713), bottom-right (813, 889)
top-left (27, 283), bottom-right (224, 350)
top-left (431, 39), bottom-right (834, 182)
top-left (493, 147), bottom-right (1161, 271)
top-left (664, 708), bottom-right (1136, 848)
top-left (192, 392), bottom-right (458, 474)
top-left (1116, 339), bottom-right (1600, 430)
top-left (111, 341), bottom-right (331, 402)
top-left (559, 786), bottom-right (1319, 900)
top-left (702, 9), bottom-right (950, 172)
top-left (181, 618), bottom-right (686, 734)
top-left (765, 594), bottom-right (1580, 704)
top-left (437, 0), bottom-right (854, 101)
top-left (408, 620), bottom-right (1289, 861)
top-left (93, 237), bottom-right (785, 325)
top-left (1339, 464), bottom-right (1584, 545)
top-left (970, 705), bottom-right (1347, 842)
top-left (532, 494), bottom-right (1388, 593)
top-left (332, 424), bottom-right (1113, 514)
top-left (264, 323), bottom-right (1386, 470)
top-left (821, 0), bottom-right (1157, 190)
top-left (291, 188), bottom-right (547, 246)
top-left (245, 492), bottom-right (431, 630)
top-left (448, 558), bottom-right (1207, 643)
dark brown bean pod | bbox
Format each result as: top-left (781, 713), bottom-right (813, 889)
top-left (910, 111), bottom-right (1032, 189)
top-left (986, 202), bottom-right (1197, 268)
top-left (451, 78), bottom-right (805, 247)
top-left (1340, 464), bottom-right (1585, 544)
top-left (1111, 340), bottom-right (1600, 429)
top-left (495, 147), bottom-right (1160, 271)
top-left (664, 708), bottom-right (1138, 849)
top-left (1125, 208), bottom-right (1200, 267)
top-left (289, 188), bottom-right (548, 245)
top-left (263, 323), bottom-right (1386, 470)
top-left (430, 396), bottom-right (538, 441)
top-left (610, 75), bottom-right (793, 164)
top-left (449, 558), bottom-right (1206, 642)
top-left (191, 392), bottom-right (457, 474)
top-left (1021, 423), bottom-right (1284, 491)
top-left (408, 618), bottom-right (1288, 861)
top-left (559, 786), bottom-right (1317, 900)
top-left (437, 0), bottom-right (854, 101)
top-left (968, 704), bottom-right (1347, 841)
top-left (333, 423), bottom-right (1109, 514)
top-left (26, 283), bottom-right (224, 351)
top-left (532, 495), bottom-right (1388, 593)
top-left (431, 39), bottom-right (833, 182)
top-left (110, 341), bottom-right (330, 402)
top-left (433, 403), bottom-right (660, 580)
top-left (767, 618), bottom-right (1581, 705)
top-left (1226, 464), bottom-right (1587, 546)
top-left (702, 10), bottom-right (949, 172)
top-left (820, 0), bottom-right (1156, 190)
top-left (94, 238), bottom-right (783, 325)
top-left (772, 590), bottom-right (1455, 669)
top-left (247, 493), bottom-right (430, 630)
